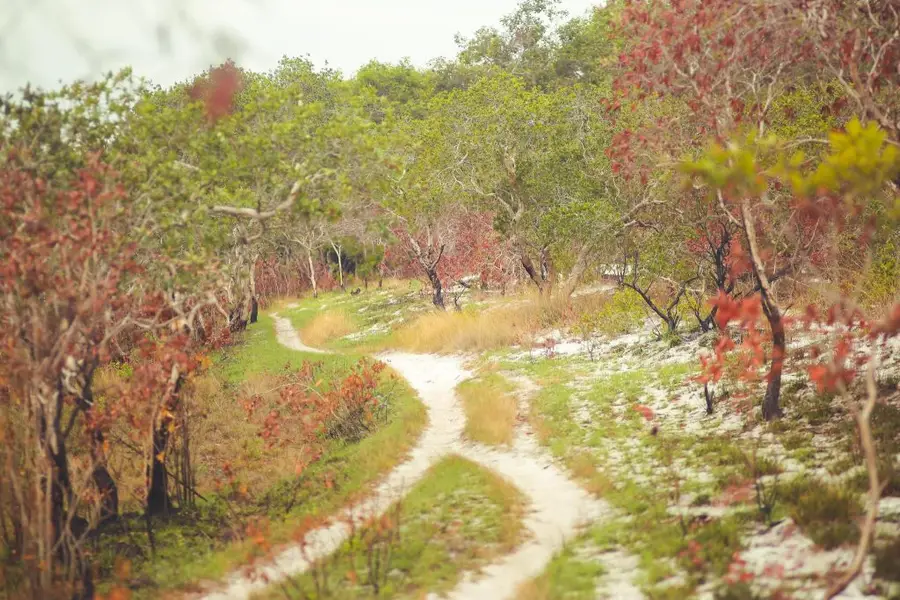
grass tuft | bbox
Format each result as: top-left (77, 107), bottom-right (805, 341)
top-left (457, 372), bottom-right (519, 446)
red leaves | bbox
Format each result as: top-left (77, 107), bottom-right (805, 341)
top-left (633, 404), bottom-right (655, 421)
top-left (725, 239), bottom-right (751, 279)
top-left (723, 552), bottom-right (755, 586)
top-left (716, 480), bottom-right (754, 507)
top-left (240, 359), bottom-right (387, 469)
top-left (711, 290), bottom-right (761, 329)
top-left (187, 60), bottom-right (243, 123)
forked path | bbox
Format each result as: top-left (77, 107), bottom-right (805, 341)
top-left (200, 315), bottom-right (609, 600)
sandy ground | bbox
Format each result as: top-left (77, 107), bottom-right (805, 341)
top-left (199, 315), bottom-right (619, 600)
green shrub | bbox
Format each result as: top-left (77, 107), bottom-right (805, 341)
top-left (782, 478), bottom-right (862, 549)
top-left (875, 537), bottom-right (900, 582)
top-left (595, 289), bottom-right (646, 336)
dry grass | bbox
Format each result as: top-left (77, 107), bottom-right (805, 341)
top-left (387, 290), bottom-right (611, 354)
top-left (516, 578), bottom-right (552, 600)
top-left (188, 370), bottom-right (308, 499)
top-left (300, 309), bottom-right (357, 347)
top-left (456, 372), bottom-right (519, 446)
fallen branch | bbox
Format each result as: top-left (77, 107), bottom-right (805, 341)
top-left (826, 355), bottom-right (883, 599)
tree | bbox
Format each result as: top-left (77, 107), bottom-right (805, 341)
top-left (455, 0), bottom-right (569, 89)
top-left (612, 0), bottom-right (830, 419)
top-left (688, 122), bottom-right (899, 418)
top-left (426, 74), bottom-right (612, 297)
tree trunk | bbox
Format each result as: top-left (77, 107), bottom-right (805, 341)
top-left (426, 267), bottom-right (445, 310)
top-left (90, 430), bottom-right (118, 524)
top-left (741, 198), bottom-right (785, 421)
top-left (762, 303), bottom-right (786, 420)
top-left (560, 243), bottom-right (593, 299)
top-left (331, 241), bottom-right (345, 292)
top-left (697, 307), bottom-right (717, 332)
top-left (521, 253), bottom-right (547, 294)
top-left (521, 246), bottom-right (555, 296)
top-left (147, 425), bottom-right (171, 516)
top-left (307, 250), bottom-right (318, 298)
top-left (147, 368), bottom-right (182, 516)
top-left (249, 297), bottom-right (258, 324)
top-left (249, 261), bottom-right (258, 324)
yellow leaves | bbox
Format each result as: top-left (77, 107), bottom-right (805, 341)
top-left (810, 118), bottom-right (899, 200)
top-left (195, 353), bottom-right (212, 370)
top-left (686, 118), bottom-right (899, 209)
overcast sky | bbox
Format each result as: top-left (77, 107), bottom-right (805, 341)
top-left (0, 0), bottom-right (598, 92)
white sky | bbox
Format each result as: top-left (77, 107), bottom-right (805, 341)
top-left (0, 0), bottom-right (598, 92)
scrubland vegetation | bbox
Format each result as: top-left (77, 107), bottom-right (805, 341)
top-left (2, 0), bottom-right (900, 599)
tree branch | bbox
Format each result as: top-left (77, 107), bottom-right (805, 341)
top-left (211, 179), bottom-right (303, 221)
top-left (826, 355), bottom-right (884, 598)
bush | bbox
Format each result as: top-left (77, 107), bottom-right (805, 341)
top-left (595, 289), bottom-right (646, 336)
top-left (782, 477), bottom-right (862, 549)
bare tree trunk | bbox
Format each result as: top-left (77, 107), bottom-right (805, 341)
top-left (762, 305), bottom-right (786, 420)
top-left (307, 250), bottom-right (318, 299)
top-left (147, 429), bottom-right (171, 516)
top-left (426, 267), bottom-right (445, 310)
top-left (249, 260), bottom-right (258, 324)
top-left (147, 366), bottom-right (182, 516)
top-left (91, 433), bottom-right (118, 523)
top-left (331, 240), bottom-right (345, 292)
top-left (521, 250), bottom-right (554, 296)
top-left (741, 199), bottom-right (785, 420)
top-left (560, 243), bottom-right (593, 299)
top-left (179, 394), bottom-right (193, 510)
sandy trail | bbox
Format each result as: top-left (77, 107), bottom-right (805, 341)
top-left (269, 312), bottom-right (328, 354)
top-left (200, 315), bottom-right (618, 600)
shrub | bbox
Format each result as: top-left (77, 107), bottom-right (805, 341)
top-left (781, 477), bottom-right (862, 549)
top-left (595, 289), bottom-right (646, 336)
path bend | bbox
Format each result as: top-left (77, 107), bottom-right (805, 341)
top-left (200, 314), bottom-right (615, 600)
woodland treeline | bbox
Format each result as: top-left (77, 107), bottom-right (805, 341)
top-left (1, 0), bottom-right (899, 598)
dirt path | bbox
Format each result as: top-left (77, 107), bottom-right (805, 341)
top-left (200, 315), bottom-right (621, 600)
top-left (269, 312), bottom-right (328, 354)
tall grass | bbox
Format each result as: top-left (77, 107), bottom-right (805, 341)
top-left (386, 291), bottom-right (612, 353)
top-left (301, 309), bottom-right (358, 347)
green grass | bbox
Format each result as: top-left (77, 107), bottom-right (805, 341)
top-left (780, 477), bottom-right (863, 549)
top-left (274, 285), bottom-right (428, 352)
top-left (516, 356), bottom-right (759, 597)
top-left (516, 535), bottom-right (606, 600)
top-left (95, 309), bottom-right (427, 598)
top-left (263, 455), bottom-right (528, 599)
